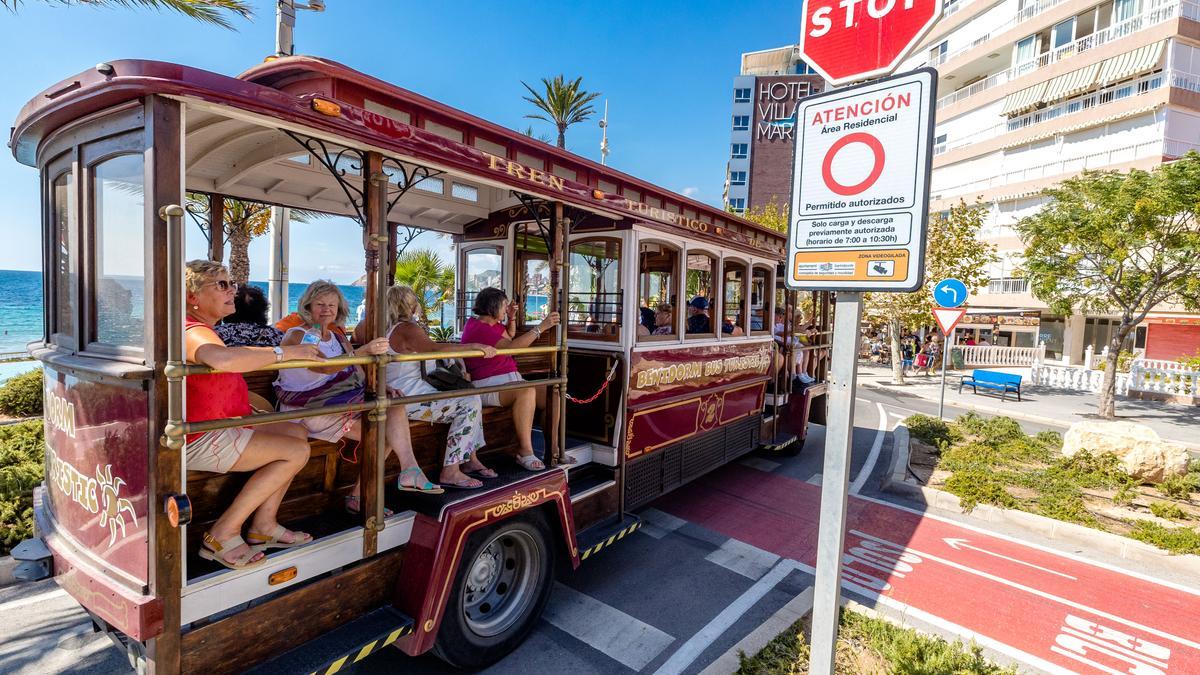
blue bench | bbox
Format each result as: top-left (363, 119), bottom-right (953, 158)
top-left (959, 370), bottom-right (1022, 401)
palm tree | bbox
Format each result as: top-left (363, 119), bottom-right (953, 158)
top-left (186, 194), bottom-right (323, 285)
top-left (521, 75), bottom-right (601, 150)
top-left (0, 0), bottom-right (252, 29)
top-left (394, 249), bottom-right (455, 325)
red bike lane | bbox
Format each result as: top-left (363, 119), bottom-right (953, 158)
top-left (653, 463), bottom-right (1200, 674)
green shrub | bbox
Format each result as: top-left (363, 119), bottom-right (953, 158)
top-left (1095, 350), bottom-right (1137, 373)
top-left (944, 470), bottom-right (1019, 511)
top-left (1037, 488), bottom-right (1098, 526)
top-left (1113, 483), bottom-right (1136, 507)
top-left (0, 420), bottom-right (44, 555)
top-left (905, 414), bottom-right (958, 449)
top-left (1035, 430), bottom-right (1063, 450)
top-left (1128, 521), bottom-right (1200, 555)
top-left (1149, 501), bottom-right (1189, 520)
top-left (1179, 349), bottom-right (1200, 371)
top-left (954, 411), bottom-right (989, 437)
top-left (0, 369), bottom-right (43, 418)
top-left (1052, 450), bottom-right (1130, 489)
top-left (981, 416), bottom-right (1025, 444)
top-left (1157, 473), bottom-right (1199, 500)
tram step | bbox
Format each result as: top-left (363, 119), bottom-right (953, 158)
top-left (246, 605), bottom-right (414, 675)
top-left (575, 515), bottom-right (643, 562)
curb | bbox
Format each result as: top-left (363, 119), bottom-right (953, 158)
top-left (699, 587), bottom-right (815, 675)
top-left (861, 380), bottom-right (1200, 453)
top-left (0, 555), bottom-right (17, 587)
top-left (884, 424), bottom-right (1200, 579)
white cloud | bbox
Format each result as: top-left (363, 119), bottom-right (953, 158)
top-left (681, 186), bottom-right (700, 198)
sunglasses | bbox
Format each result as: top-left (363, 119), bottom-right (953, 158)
top-left (205, 280), bottom-right (239, 292)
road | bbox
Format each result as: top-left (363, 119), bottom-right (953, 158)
top-left (2, 389), bottom-right (1194, 674)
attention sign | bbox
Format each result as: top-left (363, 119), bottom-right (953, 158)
top-left (785, 68), bottom-right (937, 292)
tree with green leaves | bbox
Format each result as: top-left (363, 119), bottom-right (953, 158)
top-left (186, 194), bottom-right (326, 286)
top-left (734, 196), bottom-right (789, 234)
top-left (0, 0), bottom-right (251, 28)
top-left (395, 249), bottom-right (455, 325)
top-left (1017, 152), bottom-right (1200, 418)
top-left (865, 200), bottom-right (997, 384)
top-left (521, 75), bottom-right (601, 150)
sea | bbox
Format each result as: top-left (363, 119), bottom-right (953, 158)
top-left (0, 269), bottom-right (457, 382)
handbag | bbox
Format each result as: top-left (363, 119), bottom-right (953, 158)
top-left (420, 359), bottom-right (473, 391)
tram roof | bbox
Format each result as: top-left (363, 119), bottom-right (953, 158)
top-left (10, 57), bottom-right (785, 256)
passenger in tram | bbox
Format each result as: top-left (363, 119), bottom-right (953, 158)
top-left (636, 307), bottom-right (656, 336)
top-left (461, 287), bottom-right (564, 470)
top-left (652, 303), bottom-right (674, 335)
top-left (384, 285), bottom-right (500, 489)
top-left (216, 285), bottom-right (284, 347)
top-left (183, 261), bottom-right (317, 570)
top-left (275, 280), bottom-right (443, 508)
top-left (685, 297), bottom-right (712, 334)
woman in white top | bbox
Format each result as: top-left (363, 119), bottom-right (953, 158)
top-left (276, 281), bottom-right (443, 513)
top-left (385, 285), bottom-right (500, 489)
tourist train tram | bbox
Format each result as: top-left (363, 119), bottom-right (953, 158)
top-left (9, 56), bottom-right (831, 673)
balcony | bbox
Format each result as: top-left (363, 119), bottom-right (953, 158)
top-left (932, 0), bottom-right (1072, 69)
top-left (936, 0), bottom-right (1198, 110)
top-left (988, 278), bottom-right (1031, 294)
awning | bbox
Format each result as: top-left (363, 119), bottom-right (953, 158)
top-left (998, 103), bottom-right (1163, 149)
top-left (1001, 81), bottom-right (1048, 115)
top-left (1044, 63), bottom-right (1101, 102)
top-left (1097, 40), bottom-right (1165, 84)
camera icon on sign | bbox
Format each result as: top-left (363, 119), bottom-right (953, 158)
top-left (868, 260), bottom-right (895, 277)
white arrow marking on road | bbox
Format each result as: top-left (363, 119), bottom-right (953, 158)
top-left (850, 529), bottom-right (1200, 652)
top-left (943, 537), bottom-right (1077, 580)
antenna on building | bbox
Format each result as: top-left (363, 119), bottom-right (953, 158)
top-left (599, 100), bottom-right (610, 165)
top-left (275, 0), bottom-right (326, 57)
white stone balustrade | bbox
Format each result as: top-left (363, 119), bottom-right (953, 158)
top-left (959, 344), bottom-right (1045, 367)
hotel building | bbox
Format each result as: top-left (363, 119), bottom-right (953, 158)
top-left (895, 0), bottom-right (1200, 363)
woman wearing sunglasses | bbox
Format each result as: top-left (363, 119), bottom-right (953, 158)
top-left (184, 260), bottom-right (320, 570)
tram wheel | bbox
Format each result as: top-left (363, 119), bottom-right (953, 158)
top-left (432, 512), bottom-right (555, 669)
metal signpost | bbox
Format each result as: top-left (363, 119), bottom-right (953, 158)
top-left (786, 67), bottom-right (938, 673)
top-left (933, 305), bottom-right (968, 418)
top-left (933, 279), bottom-right (969, 419)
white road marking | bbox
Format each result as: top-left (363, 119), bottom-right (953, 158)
top-left (851, 529), bottom-right (1200, 652)
top-left (852, 491), bottom-right (1200, 597)
top-left (739, 457), bottom-right (781, 473)
top-left (806, 473), bottom-right (823, 486)
top-left (849, 402), bottom-right (887, 494)
top-left (705, 538), bottom-right (781, 581)
top-left (653, 560), bottom-right (798, 675)
top-left (0, 588), bottom-right (67, 611)
top-left (889, 411), bottom-right (907, 419)
top-left (943, 537), bottom-right (1077, 580)
top-left (542, 582), bottom-right (675, 672)
top-left (639, 507), bottom-right (688, 539)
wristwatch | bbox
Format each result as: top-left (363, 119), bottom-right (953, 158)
top-left (272, 346), bottom-right (284, 362)
top-left (532, 327), bottom-right (542, 338)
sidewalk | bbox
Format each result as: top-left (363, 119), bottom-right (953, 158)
top-left (857, 362), bottom-right (1200, 451)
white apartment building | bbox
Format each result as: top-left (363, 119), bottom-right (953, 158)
top-left (897, 0), bottom-right (1200, 363)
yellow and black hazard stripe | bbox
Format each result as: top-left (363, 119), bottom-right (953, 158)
top-left (579, 520), bottom-right (641, 561)
top-left (309, 623), bottom-right (414, 675)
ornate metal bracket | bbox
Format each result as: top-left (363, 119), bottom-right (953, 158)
top-left (512, 191), bottom-right (554, 253)
top-left (283, 130), bottom-right (367, 225)
top-left (380, 157), bottom-right (445, 216)
top-left (394, 224), bottom-right (423, 257)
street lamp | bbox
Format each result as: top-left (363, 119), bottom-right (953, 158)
top-left (599, 100), bottom-right (610, 165)
top-left (276, 0), bottom-right (326, 57)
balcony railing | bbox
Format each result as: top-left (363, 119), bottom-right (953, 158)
top-left (935, 0), bottom-right (1194, 110)
top-left (932, 140), bottom-right (1164, 197)
top-left (934, 70), bottom-right (1166, 156)
top-left (988, 278), bottom-right (1030, 294)
top-left (933, 0), bottom-right (1072, 69)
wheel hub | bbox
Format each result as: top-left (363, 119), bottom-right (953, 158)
top-left (467, 544), bottom-right (500, 595)
top-left (460, 529), bottom-right (543, 638)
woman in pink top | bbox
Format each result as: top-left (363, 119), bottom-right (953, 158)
top-left (460, 287), bottom-right (560, 470)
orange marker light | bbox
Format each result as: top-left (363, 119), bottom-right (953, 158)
top-left (310, 99), bottom-right (342, 117)
top-left (268, 567), bottom-right (298, 586)
top-left (592, 189), bottom-right (605, 200)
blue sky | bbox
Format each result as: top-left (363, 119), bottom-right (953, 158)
top-left (0, 0), bottom-right (801, 284)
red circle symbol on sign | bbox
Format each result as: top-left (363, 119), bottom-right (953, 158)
top-left (821, 132), bottom-right (886, 196)
top-left (799, 0), bottom-right (941, 85)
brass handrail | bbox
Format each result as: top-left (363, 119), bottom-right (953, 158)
top-left (164, 376), bottom-right (567, 439)
top-left (165, 344), bottom-right (559, 377)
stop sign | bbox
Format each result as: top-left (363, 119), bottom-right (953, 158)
top-left (799, 0), bottom-right (942, 85)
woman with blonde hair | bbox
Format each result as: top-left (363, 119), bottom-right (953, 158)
top-left (276, 280), bottom-right (442, 509)
top-left (183, 260), bottom-right (318, 569)
top-left (385, 285), bottom-right (500, 489)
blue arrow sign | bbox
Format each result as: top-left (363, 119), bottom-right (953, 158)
top-left (934, 278), bottom-right (968, 308)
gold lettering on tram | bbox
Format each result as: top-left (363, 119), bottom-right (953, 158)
top-left (633, 351), bottom-right (772, 390)
top-left (482, 152), bottom-right (567, 193)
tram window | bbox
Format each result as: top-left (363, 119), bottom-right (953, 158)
top-left (93, 154), bottom-right (145, 350)
top-left (722, 260), bottom-right (747, 337)
top-left (750, 266), bottom-right (771, 334)
top-left (462, 246), bottom-right (502, 325)
top-left (637, 242), bottom-right (679, 340)
top-left (515, 223), bottom-right (551, 326)
top-left (52, 171), bottom-right (77, 342)
top-left (568, 238), bottom-right (621, 339)
top-left (685, 252), bottom-right (717, 339)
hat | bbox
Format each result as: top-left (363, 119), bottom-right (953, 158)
top-left (689, 297), bottom-right (709, 310)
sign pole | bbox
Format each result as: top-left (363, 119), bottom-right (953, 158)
top-left (938, 330), bottom-right (950, 419)
top-left (808, 291), bottom-right (863, 675)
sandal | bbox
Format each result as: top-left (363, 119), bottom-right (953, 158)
top-left (462, 459), bottom-right (498, 479)
top-left (398, 467), bottom-right (444, 494)
top-left (246, 524), bottom-right (313, 550)
top-left (441, 475), bottom-right (484, 490)
top-left (344, 495), bottom-right (395, 517)
top-left (199, 532), bottom-right (265, 570)
top-left (516, 454), bottom-right (545, 471)
top-left (556, 453), bottom-right (579, 465)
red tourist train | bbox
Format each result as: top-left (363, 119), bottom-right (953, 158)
top-left (9, 56), bottom-right (830, 673)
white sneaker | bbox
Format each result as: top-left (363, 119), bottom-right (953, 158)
top-left (798, 373), bottom-right (816, 384)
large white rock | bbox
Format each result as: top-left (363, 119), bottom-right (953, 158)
top-left (1061, 421), bottom-right (1190, 483)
